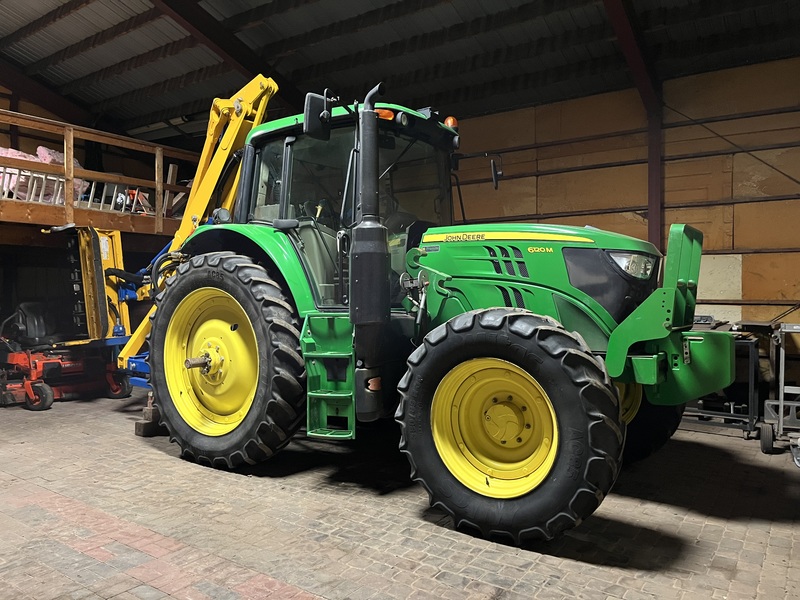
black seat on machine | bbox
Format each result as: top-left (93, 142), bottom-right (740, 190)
top-left (5, 302), bottom-right (77, 348)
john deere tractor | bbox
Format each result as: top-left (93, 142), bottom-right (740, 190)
top-left (147, 82), bottom-right (734, 544)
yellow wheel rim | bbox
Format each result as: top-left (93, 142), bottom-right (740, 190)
top-left (164, 287), bottom-right (259, 436)
top-left (615, 382), bottom-right (643, 425)
top-left (431, 358), bottom-right (559, 499)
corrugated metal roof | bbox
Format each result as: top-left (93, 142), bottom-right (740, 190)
top-left (0, 0), bottom-right (796, 149)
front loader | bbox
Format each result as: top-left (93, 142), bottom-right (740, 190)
top-left (145, 80), bottom-right (735, 544)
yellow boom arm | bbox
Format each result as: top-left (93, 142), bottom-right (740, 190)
top-left (118, 75), bottom-right (279, 369)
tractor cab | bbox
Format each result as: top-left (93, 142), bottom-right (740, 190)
top-left (240, 103), bottom-right (458, 307)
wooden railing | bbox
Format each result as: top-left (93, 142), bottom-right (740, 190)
top-left (0, 109), bottom-right (199, 236)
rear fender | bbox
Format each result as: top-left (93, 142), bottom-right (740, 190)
top-left (182, 225), bottom-right (317, 315)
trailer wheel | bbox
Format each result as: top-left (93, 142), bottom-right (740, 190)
top-left (26, 382), bottom-right (54, 411)
top-left (621, 387), bottom-right (685, 464)
top-left (396, 308), bottom-right (623, 544)
top-left (149, 252), bottom-right (305, 469)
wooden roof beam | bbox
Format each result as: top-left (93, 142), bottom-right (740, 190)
top-left (327, 23), bottom-right (614, 98)
top-left (405, 54), bottom-right (624, 110)
top-left (59, 37), bottom-right (200, 95)
top-left (223, 0), bottom-right (321, 33)
top-left (0, 57), bottom-right (93, 126)
top-left (25, 7), bottom-right (162, 76)
top-left (286, 0), bottom-right (594, 82)
top-left (259, 0), bottom-right (453, 60)
top-left (151, 0), bottom-right (305, 110)
top-left (0, 0), bottom-right (97, 51)
top-left (93, 63), bottom-right (230, 114)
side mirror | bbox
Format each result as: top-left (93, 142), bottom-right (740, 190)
top-left (490, 157), bottom-right (504, 190)
top-left (303, 91), bottom-right (332, 141)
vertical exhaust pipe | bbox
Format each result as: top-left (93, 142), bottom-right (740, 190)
top-left (350, 83), bottom-right (389, 367)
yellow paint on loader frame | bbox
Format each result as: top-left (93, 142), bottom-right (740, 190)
top-left (117, 75), bottom-right (279, 369)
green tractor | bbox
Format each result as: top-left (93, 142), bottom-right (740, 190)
top-left (148, 84), bottom-right (734, 544)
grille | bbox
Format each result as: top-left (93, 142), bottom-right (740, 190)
top-left (483, 245), bottom-right (529, 278)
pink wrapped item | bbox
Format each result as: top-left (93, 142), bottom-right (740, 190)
top-left (0, 145), bottom-right (88, 203)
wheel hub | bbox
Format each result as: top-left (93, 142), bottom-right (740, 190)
top-left (164, 287), bottom-right (259, 436)
top-left (431, 358), bottom-right (559, 499)
top-left (189, 337), bottom-right (228, 385)
top-left (483, 396), bottom-right (533, 449)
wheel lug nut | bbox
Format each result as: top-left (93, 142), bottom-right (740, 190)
top-left (525, 423), bottom-right (531, 429)
top-left (521, 406), bottom-right (527, 411)
top-left (501, 440), bottom-right (506, 444)
top-left (492, 397), bottom-right (498, 403)
top-left (516, 437), bottom-right (522, 443)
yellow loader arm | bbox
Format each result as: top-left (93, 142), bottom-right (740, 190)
top-left (118, 75), bottom-right (279, 369)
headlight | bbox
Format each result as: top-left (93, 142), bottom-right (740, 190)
top-left (608, 251), bottom-right (657, 280)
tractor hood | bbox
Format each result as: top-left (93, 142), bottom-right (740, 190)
top-left (407, 222), bottom-right (663, 338)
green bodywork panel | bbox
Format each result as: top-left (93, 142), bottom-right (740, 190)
top-left (408, 222), bottom-right (735, 405)
top-left (407, 222), bottom-right (647, 334)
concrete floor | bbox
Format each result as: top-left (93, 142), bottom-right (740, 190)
top-left (0, 390), bottom-right (798, 600)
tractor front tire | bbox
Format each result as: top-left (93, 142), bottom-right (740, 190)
top-left (396, 308), bottom-right (624, 544)
top-left (149, 252), bottom-right (305, 469)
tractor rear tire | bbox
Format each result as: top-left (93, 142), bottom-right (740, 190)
top-left (149, 252), bottom-right (306, 469)
top-left (396, 308), bottom-right (624, 544)
top-left (26, 382), bottom-right (54, 411)
top-left (622, 393), bottom-right (685, 464)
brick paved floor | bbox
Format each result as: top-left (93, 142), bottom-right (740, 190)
top-left (0, 390), bottom-right (798, 600)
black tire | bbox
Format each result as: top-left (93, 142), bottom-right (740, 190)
top-left (26, 382), bottom-right (55, 411)
top-left (396, 308), bottom-right (624, 544)
top-left (759, 422), bottom-right (774, 455)
top-left (149, 252), bottom-right (306, 468)
top-left (622, 394), bottom-right (685, 464)
top-left (106, 373), bottom-right (133, 399)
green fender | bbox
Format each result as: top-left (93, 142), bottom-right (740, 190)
top-left (182, 224), bottom-right (317, 316)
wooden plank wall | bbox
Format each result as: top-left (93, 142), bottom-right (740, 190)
top-left (456, 57), bottom-right (800, 327)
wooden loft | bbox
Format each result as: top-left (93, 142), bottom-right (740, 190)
top-left (0, 109), bottom-right (198, 237)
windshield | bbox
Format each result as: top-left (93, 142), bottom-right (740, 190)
top-left (250, 124), bottom-right (452, 229)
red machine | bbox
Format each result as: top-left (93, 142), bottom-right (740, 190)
top-left (1, 227), bottom-right (133, 411)
top-left (0, 344), bottom-right (130, 410)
